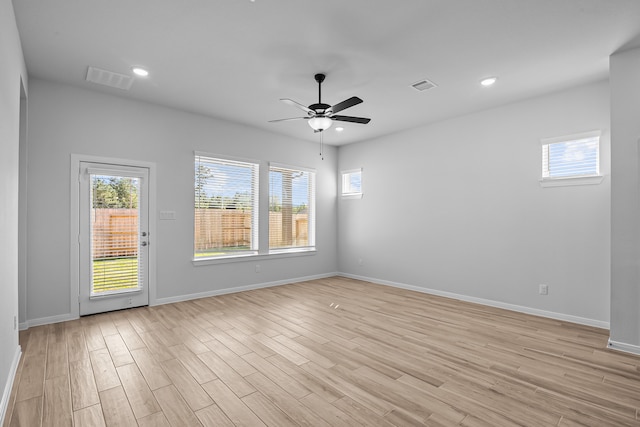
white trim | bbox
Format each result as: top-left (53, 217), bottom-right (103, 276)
top-left (339, 272), bottom-right (610, 330)
top-left (20, 312), bottom-right (78, 330)
top-left (607, 339), bottom-right (640, 356)
top-left (540, 129), bottom-right (601, 146)
top-left (154, 272), bottom-right (337, 306)
top-left (269, 161), bottom-right (316, 174)
top-left (70, 154), bottom-right (158, 315)
top-left (0, 345), bottom-right (21, 426)
top-left (193, 248), bottom-right (316, 266)
top-left (539, 175), bottom-right (605, 187)
top-left (194, 151), bottom-right (260, 166)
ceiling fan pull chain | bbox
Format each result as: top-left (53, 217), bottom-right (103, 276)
top-left (319, 132), bottom-right (324, 160)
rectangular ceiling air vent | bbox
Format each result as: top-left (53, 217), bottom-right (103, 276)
top-left (86, 66), bottom-right (134, 91)
top-left (410, 78), bottom-right (437, 92)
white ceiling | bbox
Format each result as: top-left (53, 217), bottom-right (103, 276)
top-left (13, 0), bottom-right (640, 146)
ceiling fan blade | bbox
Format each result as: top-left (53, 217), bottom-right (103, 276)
top-left (332, 115), bottom-right (371, 124)
top-left (280, 98), bottom-right (314, 115)
top-left (268, 117), bottom-right (308, 123)
top-left (327, 96), bottom-right (363, 115)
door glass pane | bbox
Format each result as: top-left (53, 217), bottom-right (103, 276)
top-left (90, 174), bottom-right (141, 295)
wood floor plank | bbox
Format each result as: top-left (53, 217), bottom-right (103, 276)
top-left (66, 329), bottom-right (88, 363)
top-left (242, 352), bottom-right (312, 399)
top-left (69, 358), bottom-right (100, 410)
top-left (116, 362), bottom-right (161, 419)
top-left (89, 348), bottom-right (120, 392)
top-left (15, 355), bottom-right (45, 402)
top-left (9, 396), bottom-right (42, 427)
top-left (99, 386), bottom-right (137, 427)
top-left (103, 334), bottom-right (134, 367)
top-left (42, 375), bottom-right (72, 427)
top-left (130, 347), bottom-right (172, 390)
top-left (137, 411), bottom-right (172, 427)
top-left (160, 358), bottom-right (213, 411)
top-left (73, 404), bottom-right (106, 427)
top-left (169, 343), bottom-right (217, 384)
top-left (194, 403), bottom-right (235, 427)
top-left (241, 391), bottom-right (299, 427)
top-left (45, 341), bottom-right (68, 380)
top-left (197, 351), bottom-right (255, 398)
top-left (203, 339), bottom-right (257, 377)
top-left (245, 372), bottom-right (332, 427)
top-left (153, 385), bottom-right (203, 427)
top-left (200, 379), bottom-right (266, 427)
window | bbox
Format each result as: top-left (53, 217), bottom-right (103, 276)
top-left (540, 131), bottom-right (603, 187)
top-left (269, 164), bottom-right (315, 251)
top-left (194, 154), bottom-right (259, 259)
top-left (341, 168), bottom-right (363, 198)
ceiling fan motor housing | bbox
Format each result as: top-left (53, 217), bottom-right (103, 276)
top-left (309, 103), bottom-right (331, 114)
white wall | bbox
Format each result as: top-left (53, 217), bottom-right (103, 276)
top-left (0, 0), bottom-right (27, 421)
top-left (338, 81), bottom-right (611, 326)
top-left (24, 78), bottom-right (338, 325)
top-left (610, 46), bottom-right (640, 353)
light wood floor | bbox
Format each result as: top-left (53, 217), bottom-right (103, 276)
top-left (3, 276), bottom-right (640, 426)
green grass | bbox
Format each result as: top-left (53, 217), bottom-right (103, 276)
top-left (93, 257), bottom-right (139, 293)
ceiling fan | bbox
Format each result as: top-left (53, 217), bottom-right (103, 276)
top-left (269, 73), bottom-right (371, 132)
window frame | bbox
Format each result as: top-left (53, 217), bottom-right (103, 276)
top-left (193, 154), bottom-right (317, 265)
top-left (268, 162), bottom-right (316, 254)
top-left (341, 168), bottom-right (363, 199)
top-left (539, 130), bottom-right (604, 188)
top-left (193, 152), bottom-right (260, 261)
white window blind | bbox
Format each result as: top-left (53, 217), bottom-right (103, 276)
top-left (269, 164), bottom-right (316, 251)
top-left (341, 168), bottom-right (362, 198)
top-left (542, 132), bottom-right (600, 179)
top-left (194, 154), bottom-right (259, 258)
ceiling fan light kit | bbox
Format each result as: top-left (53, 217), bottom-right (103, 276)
top-left (269, 73), bottom-right (371, 133)
top-left (308, 116), bottom-right (333, 132)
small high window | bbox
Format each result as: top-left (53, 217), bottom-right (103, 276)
top-left (341, 168), bottom-right (363, 198)
top-left (540, 131), bottom-right (603, 187)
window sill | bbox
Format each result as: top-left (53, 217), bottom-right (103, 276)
top-left (539, 175), bottom-right (605, 188)
top-left (193, 248), bottom-right (316, 266)
top-left (341, 193), bottom-right (363, 199)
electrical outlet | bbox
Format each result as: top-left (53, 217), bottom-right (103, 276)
top-left (358, 258), bottom-right (363, 266)
top-left (539, 284), bottom-right (548, 295)
top-left (255, 265), bottom-right (261, 273)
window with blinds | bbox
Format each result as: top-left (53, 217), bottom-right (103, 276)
top-left (542, 131), bottom-right (601, 180)
top-left (269, 164), bottom-right (316, 251)
top-left (194, 154), bottom-right (259, 258)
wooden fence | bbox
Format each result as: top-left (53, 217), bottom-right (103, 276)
top-left (91, 209), bottom-right (138, 259)
top-left (92, 209), bottom-right (309, 257)
top-left (195, 209), bottom-right (308, 251)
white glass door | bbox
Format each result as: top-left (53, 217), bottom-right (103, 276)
top-left (79, 162), bottom-right (149, 315)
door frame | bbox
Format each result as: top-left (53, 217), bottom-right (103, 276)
top-left (70, 154), bottom-right (157, 318)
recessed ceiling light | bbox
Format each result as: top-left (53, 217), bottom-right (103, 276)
top-left (335, 127), bottom-right (344, 132)
top-left (132, 67), bottom-right (149, 77)
top-left (480, 77), bottom-right (497, 87)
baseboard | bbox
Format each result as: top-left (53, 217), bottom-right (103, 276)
top-left (339, 272), bottom-right (610, 330)
top-left (607, 339), bottom-right (640, 356)
top-left (21, 273), bottom-right (340, 329)
top-left (20, 312), bottom-right (78, 330)
top-left (154, 272), bottom-right (339, 306)
top-left (0, 345), bottom-right (22, 426)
